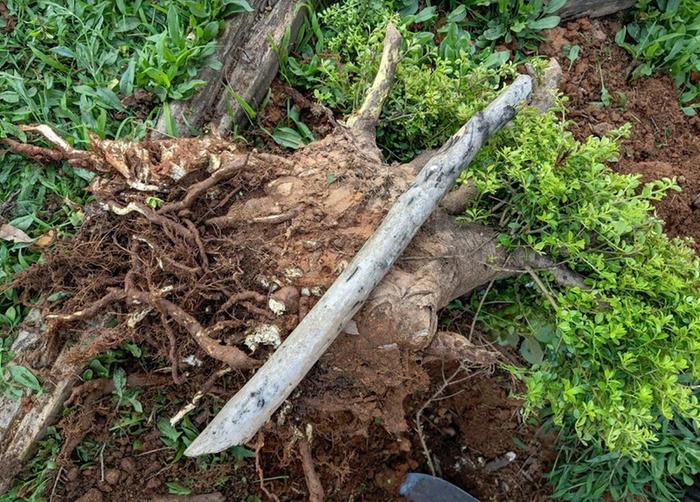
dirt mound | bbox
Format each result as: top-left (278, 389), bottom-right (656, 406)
top-left (541, 16), bottom-right (700, 251)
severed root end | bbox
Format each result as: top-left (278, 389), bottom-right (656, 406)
top-left (346, 23), bottom-right (402, 137)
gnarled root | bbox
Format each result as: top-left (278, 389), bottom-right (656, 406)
top-left (356, 212), bottom-right (585, 352)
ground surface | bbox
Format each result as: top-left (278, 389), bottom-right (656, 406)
top-left (542, 16), bottom-right (700, 252)
top-left (8, 13), bottom-right (700, 502)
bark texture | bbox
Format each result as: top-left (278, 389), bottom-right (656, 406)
top-left (153, 0), bottom-right (304, 138)
top-left (557, 0), bottom-right (635, 19)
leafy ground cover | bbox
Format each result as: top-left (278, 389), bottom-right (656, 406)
top-left (615, 0), bottom-right (700, 115)
top-left (280, 1), bottom-right (700, 499)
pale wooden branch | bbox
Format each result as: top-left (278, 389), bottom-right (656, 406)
top-left (184, 74), bottom-right (533, 456)
top-left (346, 23), bottom-right (402, 136)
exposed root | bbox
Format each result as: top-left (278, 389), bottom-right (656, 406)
top-left (3, 124), bottom-right (235, 190)
top-left (127, 289), bottom-right (258, 369)
top-left (183, 218), bottom-right (209, 271)
top-left (254, 434), bottom-right (280, 502)
top-left (170, 366), bottom-right (232, 425)
top-left (46, 289), bottom-right (125, 323)
top-left (299, 439), bottom-right (325, 502)
top-left (161, 312), bottom-right (186, 385)
top-left (218, 291), bottom-right (267, 314)
top-left (160, 153), bottom-right (249, 214)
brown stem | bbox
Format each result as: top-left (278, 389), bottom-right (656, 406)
top-left (46, 289), bottom-right (125, 322)
top-left (127, 289), bottom-right (258, 369)
top-left (299, 439), bottom-right (325, 502)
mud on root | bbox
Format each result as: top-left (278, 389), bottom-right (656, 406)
top-left (9, 150), bottom-right (286, 379)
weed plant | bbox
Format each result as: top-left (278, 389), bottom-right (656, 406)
top-left (616, 0), bottom-right (700, 115)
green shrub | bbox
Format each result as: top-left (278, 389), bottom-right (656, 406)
top-left (282, 0), bottom-right (518, 160)
top-left (462, 106), bottom-right (700, 460)
top-left (460, 104), bottom-right (700, 499)
top-left (616, 0), bottom-right (700, 115)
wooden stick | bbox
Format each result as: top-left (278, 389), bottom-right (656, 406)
top-left (346, 23), bottom-right (402, 134)
top-left (184, 74), bottom-right (533, 456)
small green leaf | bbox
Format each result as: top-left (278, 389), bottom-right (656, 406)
top-left (544, 0), bottom-right (566, 14)
top-left (272, 127), bottom-right (304, 149)
top-left (162, 102), bottom-right (178, 137)
top-left (113, 367), bottom-right (127, 397)
top-left (230, 445), bottom-right (256, 459)
top-left (519, 337), bottom-right (544, 364)
top-left (167, 4), bottom-right (183, 46)
top-left (615, 26), bottom-right (627, 46)
top-left (222, 0), bottom-right (254, 14)
top-left (484, 50), bottom-right (510, 68)
top-left (413, 6), bottom-right (437, 24)
top-left (10, 365), bottom-right (42, 394)
top-left (96, 88), bottom-right (124, 110)
top-left (120, 60), bottom-right (136, 97)
top-left (527, 16), bottom-right (561, 31)
top-left (166, 482), bottom-right (192, 495)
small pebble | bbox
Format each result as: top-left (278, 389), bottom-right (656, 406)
top-left (104, 468), bottom-right (121, 485)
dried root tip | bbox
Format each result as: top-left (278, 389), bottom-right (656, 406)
top-left (45, 289), bottom-right (125, 322)
top-left (159, 153), bottom-right (249, 214)
top-left (299, 439), bottom-right (325, 502)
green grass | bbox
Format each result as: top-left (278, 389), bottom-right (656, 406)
top-left (0, 0), bottom-right (252, 364)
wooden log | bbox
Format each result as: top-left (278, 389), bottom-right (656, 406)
top-left (153, 0), bottom-right (304, 138)
top-left (184, 73), bottom-right (533, 456)
top-left (557, 0), bottom-right (635, 20)
top-left (0, 311), bottom-right (82, 492)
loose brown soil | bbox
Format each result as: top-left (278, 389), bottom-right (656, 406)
top-left (541, 16), bottom-right (700, 251)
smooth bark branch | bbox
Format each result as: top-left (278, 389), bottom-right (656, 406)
top-left (346, 23), bottom-right (402, 135)
top-left (184, 74), bottom-right (533, 456)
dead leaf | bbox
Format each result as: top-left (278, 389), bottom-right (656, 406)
top-left (0, 224), bottom-right (33, 244)
top-left (34, 229), bottom-right (56, 248)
